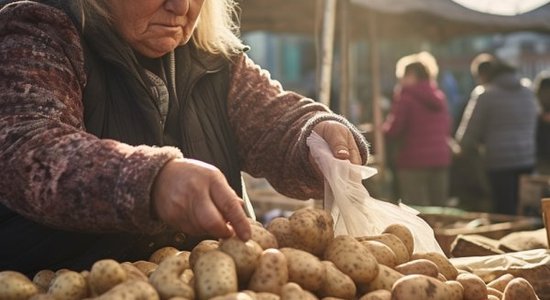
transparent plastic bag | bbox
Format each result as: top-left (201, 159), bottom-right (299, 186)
top-left (307, 132), bottom-right (444, 254)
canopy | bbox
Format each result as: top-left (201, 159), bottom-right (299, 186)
top-left (239, 0), bottom-right (550, 39)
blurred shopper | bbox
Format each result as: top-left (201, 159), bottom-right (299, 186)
top-left (534, 71), bottom-right (550, 174)
top-left (456, 54), bottom-right (537, 215)
top-left (384, 52), bottom-right (452, 207)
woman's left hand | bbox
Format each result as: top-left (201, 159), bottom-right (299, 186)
top-left (311, 120), bottom-right (362, 165)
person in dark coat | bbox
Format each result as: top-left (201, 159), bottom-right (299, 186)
top-left (456, 54), bottom-right (537, 215)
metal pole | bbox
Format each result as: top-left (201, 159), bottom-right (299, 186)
top-left (339, 0), bottom-right (350, 117)
top-left (318, 0), bottom-right (337, 107)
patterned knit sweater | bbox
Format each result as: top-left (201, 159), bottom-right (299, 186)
top-left (0, 2), bottom-right (368, 234)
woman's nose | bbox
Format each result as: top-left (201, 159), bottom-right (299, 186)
top-left (164, 0), bottom-right (190, 15)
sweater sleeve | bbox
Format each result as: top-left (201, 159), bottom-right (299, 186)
top-left (0, 3), bottom-right (183, 234)
top-left (227, 54), bottom-right (369, 200)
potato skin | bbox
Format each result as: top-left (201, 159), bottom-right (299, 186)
top-left (251, 225), bottom-right (279, 250)
top-left (280, 282), bottom-right (317, 300)
top-left (502, 277), bottom-right (538, 300)
top-left (94, 280), bottom-right (159, 300)
top-left (33, 270), bottom-right (55, 293)
top-left (411, 252), bottom-right (458, 280)
top-left (150, 255), bottom-right (194, 300)
top-left (382, 224), bottom-right (414, 256)
top-left (391, 274), bottom-right (463, 300)
top-left (194, 250), bottom-right (238, 300)
top-left (361, 264), bottom-right (403, 293)
top-left (456, 273), bottom-right (487, 300)
top-left (487, 274), bottom-right (515, 292)
top-left (89, 259), bottom-right (127, 295)
top-left (149, 247), bottom-right (181, 264)
top-left (318, 261), bottom-right (356, 299)
top-left (220, 237), bottom-right (263, 284)
top-left (288, 207), bottom-right (334, 256)
top-left (248, 249), bottom-right (288, 295)
top-left (359, 289), bottom-right (391, 300)
top-left (324, 235), bottom-right (379, 284)
top-left (394, 259), bottom-right (439, 278)
top-left (48, 271), bottom-right (88, 300)
top-left (266, 217), bottom-right (295, 248)
top-left (357, 234), bottom-right (409, 265)
top-left (360, 241), bottom-right (397, 268)
top-left (0, 271), bottom-right (39, 300)
top-left (280, 247), bottom-right (325, 292)
top-left (189, 240), bottom-right (219, 269)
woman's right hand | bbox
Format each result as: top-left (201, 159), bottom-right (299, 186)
top-left (151, 158), bottom-right (251, 241)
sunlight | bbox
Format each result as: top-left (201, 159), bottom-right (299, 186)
top-left (452, 0), bottom-right (550, 15)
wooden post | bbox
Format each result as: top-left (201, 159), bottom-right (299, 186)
top-left (542, 198), bottom-right (550, 247)
top-left (339, 0), bottom-right (350, 117)
top-left (367, 11), bottom-right (386, 180)
top-left (318, 0), bottom-right (337, 107)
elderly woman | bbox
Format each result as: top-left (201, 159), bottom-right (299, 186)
top-left (0, 0), bottom-right (368, 274)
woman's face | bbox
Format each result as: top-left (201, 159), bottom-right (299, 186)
top-left (108, 0), bottom-right (206, 58)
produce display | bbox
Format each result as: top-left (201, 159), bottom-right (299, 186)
top-left (0, 207), bottom-right (541, 300)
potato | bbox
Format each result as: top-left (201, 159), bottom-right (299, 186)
top-left (488, 295), bottom-right (500, 300)
top-left (324, 235), bottom-right (379, 284)
top-left (194, 250), bottom-right (238, 300)
top-left (29, 294), bottom-right (56, 300)
top-left (189, 239), bottom-right (219, 269)
top-left (280, 247), bottom-right (325, 292)
top-left (487, 287), bottom-right (503, 299)
top-left (121, 262), bottom-right (148, 282)
top-left (251, 225), bottom-right (279, 250)
top-left (391, 274), bottom-right (463, 300)
top-left (209, 292), bottom-right (254, 300)
top-left (318, 261), bottom-right (356, 299)
top-left (248, 218), bottom-right (265, 227)
top-left (280, 282), bottom-right (317, 300)
top-left (180, 268), bottom-right (194, 287)
top-left (93, 280), bottom-right (159, 300)
top-left (132, 260), bottom-right (158, 277)
top-left (395, 259), bottom-right (439, 278)
top-left (487, 274), bottom-right (515, 292)
top-left (89, 259), bottom-right (127, 295)
top-left (456, 273), bottom-right (487, 300)
top-left (382, 224), bottom-right (414, 256)
top-left (149, 246), bottom-right (181, 264)
top-left (0, 271), bottom-right (39, 300)
top-left (411, 252), bottom-right (458, 280)
top-left (360, 264), bottom-right (403, 293)
top-left (267, 217), bottom-right (295, 248)
top-left (358, 289), bottom-right (391, 300)
top-left (249, 249), bottom-right (288, 294)
top-left (360, 240), bottom-right (396, 268)
top-left (357, 234), bottom-right (409, 265)
top-left (48, 271), bottom-right (88, 300)
top-left (257, 293), bottom-right (281, 300)
top-left (150, 255), bottom-right (194, 299)
top-left (33, 270), bottom-right (55, 292)
top-left (288, 207), bottom-right (334, 256)
top-left (502, 277), bottom-right (538, 300)
top-left (220, 237), bottom-right (263, 283)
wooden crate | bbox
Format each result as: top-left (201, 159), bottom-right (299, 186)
top-left (419, 210), bottom-right (541, 257)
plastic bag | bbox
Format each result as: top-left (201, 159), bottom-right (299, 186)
top-left (307, 131), bottom-right (444, 254)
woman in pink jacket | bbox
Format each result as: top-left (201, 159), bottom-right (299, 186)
top-left (384, 52), bottom-right (452, 207)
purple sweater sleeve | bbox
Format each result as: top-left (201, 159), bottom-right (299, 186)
top-left (0, 3), bottom-right (183, 233)
top-left (227, 54), bottom-right (369, 200)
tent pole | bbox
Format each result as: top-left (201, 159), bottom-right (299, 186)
top-left (318, 0), bottom-right (337, 107)
top-left (368, 11), bottom-right (386, 180)
top-left (339, 0), bottom-right (350, 117)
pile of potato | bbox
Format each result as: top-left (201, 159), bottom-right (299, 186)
top-left (0, 207), bottom-right (541, 300)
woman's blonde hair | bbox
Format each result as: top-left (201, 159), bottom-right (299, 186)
top-left (73, 0), bottom-right (244, 58)
top-left (395, 51), bottom-right (439, 81)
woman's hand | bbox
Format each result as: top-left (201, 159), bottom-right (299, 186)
top-left (311, 120), bottom-right (362, 165)
top-left (151, 158), bottom-right (251, 241)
